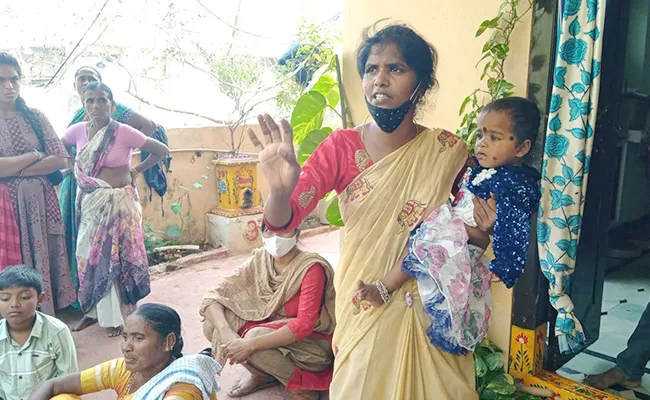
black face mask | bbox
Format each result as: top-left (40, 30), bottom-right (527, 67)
top-left (365, 82), bottom-right (421, 133)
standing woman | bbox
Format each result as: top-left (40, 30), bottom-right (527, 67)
top-left (62, 82), bottom-right (168, 336)
top-left (249, 25), bottom-right (497, 399)
top-left (0, 52), bottom-right (75, 314)
top-left (59, 66), bottom-right (169, 306)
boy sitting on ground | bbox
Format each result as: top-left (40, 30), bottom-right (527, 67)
top-left (0, 265), bottom-right (78, 400)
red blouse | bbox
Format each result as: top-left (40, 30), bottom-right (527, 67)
top-left (238, 264), bottom-right (327, 341)
top-left (238, 264), bottom-right (331, 391)
top-left (265, 128), bottom-right (469, 232)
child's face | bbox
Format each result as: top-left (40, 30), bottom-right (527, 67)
top-left (0, 286), bottom-right (43, 326)
top-left (475, 111), bottom-right (531, 168)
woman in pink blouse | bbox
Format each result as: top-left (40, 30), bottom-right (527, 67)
top-left (62, 82), bottom-right (168, 337)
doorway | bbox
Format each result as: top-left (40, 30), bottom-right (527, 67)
top-left (547, 1), bottom-right (650, 398)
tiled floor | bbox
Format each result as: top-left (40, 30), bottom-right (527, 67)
top-left (557, 253), bottom-right (650, 400)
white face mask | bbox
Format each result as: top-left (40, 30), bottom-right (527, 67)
top-left (262, 233), bottom-right (297, 257)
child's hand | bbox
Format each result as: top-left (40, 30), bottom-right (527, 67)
top-left (355, 280), bottom-right (384, 308)
top-left (490, 272), bottom-right (502, 284)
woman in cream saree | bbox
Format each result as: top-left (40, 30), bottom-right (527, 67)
top-left (331, 128), bottom-right (478, 399)
top-left (247, 24), bottom-right (495, 399)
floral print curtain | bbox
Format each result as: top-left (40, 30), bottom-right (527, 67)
top-left (537, 0), bottom-right (606, 354)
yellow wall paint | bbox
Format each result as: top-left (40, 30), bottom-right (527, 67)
top-left (343, 0), bottom-right (533, 358)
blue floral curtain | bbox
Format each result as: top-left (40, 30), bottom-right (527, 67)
top-left (537, 0), bottom-right (605, 354)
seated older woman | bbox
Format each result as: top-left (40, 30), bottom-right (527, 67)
top-left (29, 303), bottom-right (222, 400)
top-left (200, 223), bottom-right (335, 400)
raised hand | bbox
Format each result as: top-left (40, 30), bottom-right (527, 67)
top-left (247, 114), bottom-right (300, 197)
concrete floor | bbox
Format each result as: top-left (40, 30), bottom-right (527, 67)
top-left (57, 230), bottom-right (341, 399)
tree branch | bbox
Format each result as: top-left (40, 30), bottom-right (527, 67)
top-left (195, 0), bottom-right (269, 39)
top-left (113, 57), bottom-right (231, 125)
top-left (186, 39), bottom-right (328, 94)
top-left (226, 0), bottom-right (244, 56)
top-left (195, 0), bottom-right (341, 43)
top-left (125, 89), bottom-right (232, 125)
top-left (45, 0), bottom-right (111, 88)
top-left (45, 16), bottom-right (122, 89)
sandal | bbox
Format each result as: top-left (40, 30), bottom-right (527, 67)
top-left (106, 326), bottom-right (123, 337)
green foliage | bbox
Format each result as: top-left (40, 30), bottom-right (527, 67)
top-left (211, 53), bottom-right (263, 103)
top-left (143, 222), bottom-right (177, 254)
top-left (474, 340), bottom-right (544, 400)
top-left (457, 0), bottom-right (533, 152)
top-left (156, 166), bottom-right (213, 247)
top-left (325, 195), bottom-right (344, 227)
top-left (288, 55), bottom-right (347, 227)
top-left (296, 128), bottom-right (331, 165)
top-left (275, 18), bottom-right (340, 115)
top-left (291, 91), bottom-right (328, 144)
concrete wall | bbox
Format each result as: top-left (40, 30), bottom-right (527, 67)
top-left (134, 124), bottom-right (272, 245)
top-left (342, 0), bottom-right (533, 358)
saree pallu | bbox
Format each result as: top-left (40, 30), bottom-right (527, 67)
top-left (51, 356), bottom-right (220, 400)
top-left (61, 104), bottom-right (134, 308)
top-left (132, 355), bottom-right (221, 400)
top-left (0, 183), bottom-right (22, 270)
top-left (331, 129), bottom-right (478, 400)
top-left (74, 122), bottom-right (150, 320)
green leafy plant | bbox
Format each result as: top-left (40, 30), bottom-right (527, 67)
top-left (289, 54), bottom-right (351, 227)
top-left (457, 0), bottom-right (534, 152)
top-left (143, 158), bottom-right (214, 253)
top-left (143, 222), bottom-right (177, 254)
top-left (474, 340), bottom-right (544, 400)
top-left (275, 18), bottom-right (340, 115)
top-left (165, 170), bottom-right (212, 241)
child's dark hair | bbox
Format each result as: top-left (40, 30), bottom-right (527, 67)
top-left (356, 22), bottom-right (438, 104)
top-left (134, 303), bottom-right (184, 359)
top-left (0, 265), bottom-right (44, 295)
top-left (482, 97), bottom-right (541, 145)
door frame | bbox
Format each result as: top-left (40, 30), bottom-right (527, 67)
top-left (507, 0), bottom-right (630, 398)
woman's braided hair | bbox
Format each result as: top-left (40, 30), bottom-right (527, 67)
top-left (0, 52), bottom-right (48, 152)
top-left (134, 303), bottom-right (185, 360)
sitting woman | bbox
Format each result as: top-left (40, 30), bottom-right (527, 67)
top-left (200, 223), bottom-right (335, 400)
top-left (61, 82), bottom-right (169, 336)
top-left (29, 303), bottom-right (222, 400)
